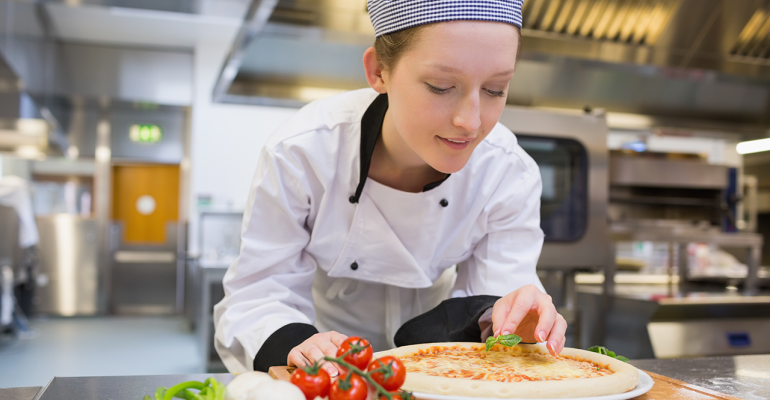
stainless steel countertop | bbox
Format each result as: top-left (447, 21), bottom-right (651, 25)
top-left (3, 356), bottom-right (768, 399)
top-left (630, 354), bottom-right (770, 400)
top-left (0, 387), bottom-right (41, 400)
top-left (6, 374), bottom-right (235, 400)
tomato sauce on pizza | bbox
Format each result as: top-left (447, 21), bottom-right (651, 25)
top-left (399, 345), bottom-right (613, 383)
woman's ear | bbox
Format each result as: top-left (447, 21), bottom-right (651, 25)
top-left (363, 47), bottom-right (387, 93)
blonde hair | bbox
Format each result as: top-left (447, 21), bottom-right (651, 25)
top-left (373, 24), bottom-right (522, 72)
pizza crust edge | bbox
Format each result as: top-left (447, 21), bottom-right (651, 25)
top-left (377, 343), bottom-right (640, 399)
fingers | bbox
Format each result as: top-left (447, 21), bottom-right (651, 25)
top-left (305, 345), bottom-right (329, 366)
top-left (303, 345), bottom-right (338, 377)
top-left (534, 295), bottom-right (556, 343)
top-left (330, 331), bottom-right (349, 347)
top-left (492, 285), bottom-right (568, 355)
top-left (546, 314), bottom-right (568, 356)
top-left (495, 286), bottom-right (539, 337)
top-left (287, 347), bottom-right (311, 368)
top-left (491, 297), bottom-right (511, 337)
top-left (286, 332), bottom-right (346, 377)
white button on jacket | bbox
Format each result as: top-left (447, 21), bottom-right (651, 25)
top-left (213, 89), bottom-right (546, 372)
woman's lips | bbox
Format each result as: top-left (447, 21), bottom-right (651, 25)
top-left (438, 136), bottom-right (473, 150)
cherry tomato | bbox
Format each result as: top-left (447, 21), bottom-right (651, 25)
top-left (367, 356), bottom-right (406, 391)
top-left (329, 373), bottom-right (367, 400)
top-left (290, 366), bottom-right (331, 400)
top-left (378, 392), bottom-right (414, 400)
top-left (336, 336), bottom-right (373, 370)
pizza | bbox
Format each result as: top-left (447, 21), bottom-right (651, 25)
top-left (376, 343), bottom-right (640, 399)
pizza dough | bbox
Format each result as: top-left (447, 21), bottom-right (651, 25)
top-left (376, 343), bottom-right (640, 399)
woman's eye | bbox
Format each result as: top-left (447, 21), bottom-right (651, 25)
top-left (425, 83), bottom-right (452, 94)
top-left (485, 88), bottom-right (506, 98)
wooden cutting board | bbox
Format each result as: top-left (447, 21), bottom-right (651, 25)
top-left (640, 371), bottom-right (742, 400)
top-left (268, 366), bottom-right (296, 382)
top-left (268, 367), bottom-right (742, 400)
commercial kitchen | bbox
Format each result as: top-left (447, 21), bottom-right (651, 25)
top-left (1, 0), bottom-right (769, 399)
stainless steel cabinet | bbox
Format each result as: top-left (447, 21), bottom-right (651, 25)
top-left (34, 215), bottom-right (99, 315)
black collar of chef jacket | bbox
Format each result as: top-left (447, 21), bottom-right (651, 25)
top-left (350, 93), bottom-right (451, 204)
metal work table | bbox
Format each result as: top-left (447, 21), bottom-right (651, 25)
top-left (630, 354), bottom-right (770, 400)
top-left (0, 386), bottom-right (41, 400)
top-left (2, 374), bottom-right (235, 400)
top-left (3, 355), bottom-right (767, 399)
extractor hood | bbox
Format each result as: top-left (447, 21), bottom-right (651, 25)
top-left (213, 0), bottom-right (770, 134)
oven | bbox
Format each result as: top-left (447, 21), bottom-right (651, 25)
top-left (498, 106), bottom-right (609, 270)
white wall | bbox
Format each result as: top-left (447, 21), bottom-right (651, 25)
top-left (0, 154), bottom-right (32, 180)
top-left (188, 40), bottom-right (299, 255)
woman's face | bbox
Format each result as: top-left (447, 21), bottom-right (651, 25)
top-left (382, 21), bottom-right (519, 174)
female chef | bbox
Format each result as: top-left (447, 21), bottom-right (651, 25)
top-left (214, 0), bottom-right (568, 376)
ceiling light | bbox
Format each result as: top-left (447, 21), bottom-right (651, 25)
top-left (736, 138), bottom-right (770, 154)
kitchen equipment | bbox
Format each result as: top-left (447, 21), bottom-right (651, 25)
top-left (607, 149), bottom-right (764, 294)
top-left (34, 215), bottom-right (99, 316)
top-left (608, 150), bottom-right (730, 229)
top-left (498, 106), bottom-right (608, 270)
top-left (578, 287), bottom-right (770, 359)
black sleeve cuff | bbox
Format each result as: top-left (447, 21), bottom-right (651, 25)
top-left (253, 322), bottom-right (319, 372)
top-left (394, 295), bottom-right (500, 347)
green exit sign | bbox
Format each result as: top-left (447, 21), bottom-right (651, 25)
top-left (129, 124), bottom-right (163, 143)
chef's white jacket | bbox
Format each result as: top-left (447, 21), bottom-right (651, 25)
top-left (214, 88), bottom-right (545, 372)
top-left (0, 176), bottom-right (39, 248)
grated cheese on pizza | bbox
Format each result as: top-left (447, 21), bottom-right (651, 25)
top-left (399, 345), bottom-right (613, 383)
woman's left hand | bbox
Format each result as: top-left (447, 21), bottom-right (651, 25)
top-left (491, 284), bottom-right (567, 357)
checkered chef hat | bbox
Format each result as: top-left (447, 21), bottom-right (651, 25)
top-left (368, 0), bottom-right (524, 37)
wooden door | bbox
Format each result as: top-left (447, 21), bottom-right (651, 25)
top-left (111, 164), bottom-right (179, 244)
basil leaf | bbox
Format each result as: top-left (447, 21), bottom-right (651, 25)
top-left (588, 346), bottom-right (629, 362)
top-left (485, 335), bottom-right (497, 351)
top-left (499, 334), bottom-right (519, 342)
top-left (486, 333), bottom-right (522, 351)
top-left (499, 334), bottom-right (522, 347)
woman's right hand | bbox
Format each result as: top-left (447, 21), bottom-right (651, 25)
top-left (287, 331), bottom-right (349, 377)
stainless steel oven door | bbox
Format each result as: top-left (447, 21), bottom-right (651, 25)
top-left (518, 135), bottom-right (588, 242)
top-left (498, 107), bottom-right (608, 270)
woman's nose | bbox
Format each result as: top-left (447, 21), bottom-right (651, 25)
top-left (452, 93), bottom-right (481, 133)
